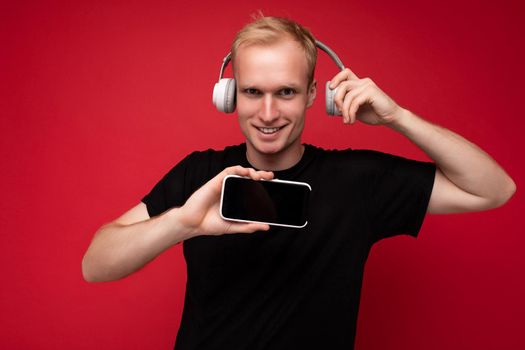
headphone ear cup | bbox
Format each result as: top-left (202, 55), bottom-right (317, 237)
top-left (213, 78), bottom-right (236, 113)
top-left (325, 81), bottom-right (341, 116)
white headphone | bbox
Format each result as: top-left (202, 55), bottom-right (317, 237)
top-left (212, 40), bottom-right (345, 116)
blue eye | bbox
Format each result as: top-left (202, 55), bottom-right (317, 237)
top-left (244, 88), bottom-right (260, 95)
top-left (279, 88), bottom-right (296, 97)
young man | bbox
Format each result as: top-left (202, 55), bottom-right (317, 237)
top-left (82, 17), bottom-right (515, 349)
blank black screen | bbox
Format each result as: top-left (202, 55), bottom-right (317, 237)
top-left (221, 177), bottom-right (310, 227)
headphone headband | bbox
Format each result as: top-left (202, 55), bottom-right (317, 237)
top-left (217, 40), bottom-right (345, 81)
top-left (315, 40), bottom-right (345, 71)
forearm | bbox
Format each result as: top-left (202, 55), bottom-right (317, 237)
top-left (82, 208), bottom-right (192, 282)
top-left (388, 109), bottom-right (516, 205)
top-left (82, 166), bottom-right (273, 282)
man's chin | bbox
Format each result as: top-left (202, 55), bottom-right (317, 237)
top-left (255, 145), bottom-right (284, 156)
top-left (249, 140), bottom-right (286, 156)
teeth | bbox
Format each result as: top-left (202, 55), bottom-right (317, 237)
top-left (258, 127), bottom-right (280, 134)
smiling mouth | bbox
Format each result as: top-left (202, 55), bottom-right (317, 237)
top-left (257, 126), bottom-right (284, 135)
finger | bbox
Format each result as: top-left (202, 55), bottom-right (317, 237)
top-left (245, 223), bottom-right (270, 233)
top-left (214, 167), bottom-right (274, 196)
top-left (256, 170), bottom-right (274, 180)
top-left (333, 80), bottom-right (363, 118)
top-left (247, 168), bottom-right (274, 181)
top-left (226, 222), bottom-right (270, 234)
top-left (223, 165), bottom-right (249, 177)
top-left (349, 94), bottom-right (369, 122)
top-left (221, 165), bottom-right (259, 181)
top-left (329, 68), bottom-right (360, 89)
top-left (247, 168), bottom-right (257, 179)
top-left (342, 84), bottom-right (368, 123)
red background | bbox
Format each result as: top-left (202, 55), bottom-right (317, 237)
top-left (1, 0), bottom-right (524, 349)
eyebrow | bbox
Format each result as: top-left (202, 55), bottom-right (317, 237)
top-left (239, 83), bottom-right (303, 92)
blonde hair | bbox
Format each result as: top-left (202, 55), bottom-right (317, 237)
top-left (231, 16), bottom-right (317, 86)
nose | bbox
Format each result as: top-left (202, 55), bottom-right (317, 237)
top-left (258, 94), bottom-right (279, 124)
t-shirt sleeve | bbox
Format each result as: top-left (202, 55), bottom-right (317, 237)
top-left (141, 153), bottom-right (195, 218)
top-left (363, 151), bottom-right (436, 242)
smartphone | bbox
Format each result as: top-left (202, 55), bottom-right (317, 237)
top-left (220, 175), bottom-right (312, 228)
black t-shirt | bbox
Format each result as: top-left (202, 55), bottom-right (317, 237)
top-left (142, 143), bottom-right (436, 350)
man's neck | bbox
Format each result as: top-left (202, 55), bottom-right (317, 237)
top-left (246, 143), bottom-right (305, 171)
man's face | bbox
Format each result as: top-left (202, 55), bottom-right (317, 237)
top-left (234, 39), bottom-right (316, 161)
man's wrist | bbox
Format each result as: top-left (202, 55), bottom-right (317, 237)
top-left (164, 207), bottom-right (198, 243)
top-left (385, 108), bottom-right (416, 133)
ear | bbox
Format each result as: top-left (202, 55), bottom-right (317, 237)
top-left (306, 79), bottom-right (317, 108)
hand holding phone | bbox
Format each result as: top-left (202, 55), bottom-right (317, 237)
top-left (179, 166), bottom-right (274, 237)
top-left (220, 175), bottom-right (311, 228)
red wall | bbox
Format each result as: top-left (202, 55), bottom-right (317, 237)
top-left (1, 1), bottom-right (523, 349)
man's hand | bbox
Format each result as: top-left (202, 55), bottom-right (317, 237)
top-left (178, 166), bottom-right (274, 238)
top-left (329, 68), bottom-right (403, 126)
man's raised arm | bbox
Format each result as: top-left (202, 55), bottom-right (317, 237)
top-left (329, 68), bottom-right (516, 214)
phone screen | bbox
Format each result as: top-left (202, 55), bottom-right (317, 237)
top-left (220, 176), bottom-right (311, 228)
